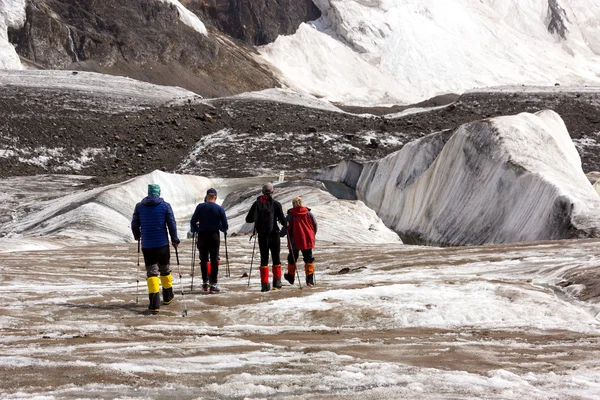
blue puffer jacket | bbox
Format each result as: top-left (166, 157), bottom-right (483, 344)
top-left (131, 195), bottom-right (179, 249)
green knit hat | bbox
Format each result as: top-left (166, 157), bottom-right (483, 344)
top-left (148, 184), bottom-right (161, 196)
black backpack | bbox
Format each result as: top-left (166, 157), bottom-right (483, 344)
top-left (254, 197), bottom-right (275, 234)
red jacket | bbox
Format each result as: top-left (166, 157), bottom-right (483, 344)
top-left (287, 206), bottom-right (317, 250)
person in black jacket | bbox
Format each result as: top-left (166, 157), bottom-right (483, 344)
top-left (131, 183), bottom-right (180, 314)
top-left (190, 188), bottom-right (228, 293)
top-left (245, 182), bottom-right (287, 292)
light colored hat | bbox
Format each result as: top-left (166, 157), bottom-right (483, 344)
top-left (262, 182), bottom-right (274, 195)
top-left (148, 184), bottom-right (160, 196)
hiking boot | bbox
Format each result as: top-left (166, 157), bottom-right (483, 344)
top-left (272, 265), bottom-right (282, 290)
top-left (163, 287), bottom-right (175, 305)
top-left (147, 277), bottom-right (161, 313)
top-left (305, 263), bottom-right (315, 286)
top-left (209, 284), bottom-right (220, 294)
top-left (160, 274), bottom-right (174, 304)
top-left (260, 265), bottom-right (270, 292)
top-left (148, 292), bottom-right (160, 314)
top-left (202, 281), bottom-right (209, 292)
top-left (284, 273), bottom-right (295, 285)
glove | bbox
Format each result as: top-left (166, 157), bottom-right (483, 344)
top-left (172, 239), bottom-right (181, 245)
top-left (279, 226), bottom-right (287, 237)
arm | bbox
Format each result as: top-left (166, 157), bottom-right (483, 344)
top-left (131, 204), bottom-right (141, 240)
top-left (245, 202), bottom-right (256, 224)
top-left (220, 206), bottom-right (229, 233)
top-left (165, 203), bottom-right (180, 245)
top-left (189, 205), bottom-right (199, 233)
top-left (309, 212), bottom-right (317, 235)
top-left (280, 211), bottom-right (291, 237)
top-left (276, 202), bottom-right (287, 228)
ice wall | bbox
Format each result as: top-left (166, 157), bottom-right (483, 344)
top-left (224, 180), bottom-right (401, 244)
top-left (316, 110), bottom-right (600, 246)
top-left (1, 172), bottom-right (400, 245)
top-left (0, 0), bottom-right (26, 69)
top-left (4, 170), bottom-right (212, 243)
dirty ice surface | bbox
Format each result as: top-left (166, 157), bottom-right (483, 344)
top-left (1, 172), bottom-right (600, 399)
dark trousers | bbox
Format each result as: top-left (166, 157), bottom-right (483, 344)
top-left (287, 248), bottom-right (314, 265)
top-left (197, 231), bottom-right (220, 284)
top-left (258, 231), bottom-right (281, 266)
top-left (142, 245), bottom-right (171, 277)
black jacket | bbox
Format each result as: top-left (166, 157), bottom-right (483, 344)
top-left (245, 195), bottom-right (287, 235)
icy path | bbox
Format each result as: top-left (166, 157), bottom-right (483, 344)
top-left (1, 238), bottom-right (600, 399)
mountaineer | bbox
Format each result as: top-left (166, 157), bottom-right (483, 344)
top-left (245, 182), bottom-right (287, 292)
top-left (284, 196), bottom-right (318, 286)
top-left (190, 188), bottom-right (228, 293)
top-left (131, 183), bottom-right (180, 314)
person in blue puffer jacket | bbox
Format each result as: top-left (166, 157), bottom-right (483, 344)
top-left (131, 183), bottom-right (180, 314)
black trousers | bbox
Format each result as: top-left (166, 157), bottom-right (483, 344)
top-left (197, 231), bottom-right (220, 284)
top-left (258, 231), bottom-right (281, 267)
top-left (287, 248), bottom-right (314, 265)
top-left (142, 245), bottom-right (171, 277)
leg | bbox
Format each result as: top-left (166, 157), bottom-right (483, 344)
top-left (258, 234), bottom-right (271, 292)
top-left (302, 249), bottom-right (315, 286)
top-left (284, 249), bottom-right (299, 285)
top-left (157, 245), bottom-right (174, 305)
top-left (209, 231), bottom-right (221, 292)
top-left (198, 233), bottom-right (210, 291)
top-left (142, 247), bottom-right (161, 313)
top-left (269, 232), bottom-right (282, 289)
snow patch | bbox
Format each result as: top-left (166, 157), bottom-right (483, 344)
top-left (0, 0), bottom-right (26, 69)
top-left (157, 0), bottom-right (207, 36)
top-left (260, 0), bottom-right (600, 105)
top-left (0, 70), bottom-right (201, 112)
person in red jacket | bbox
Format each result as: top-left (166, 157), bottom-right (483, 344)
top-left (283, 196), bottom-right (318, 286)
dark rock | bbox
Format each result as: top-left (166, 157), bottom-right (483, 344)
top-left (190, 0), bottom-right (321, 46)
top-left (8, 0), bottom-right (279, 98)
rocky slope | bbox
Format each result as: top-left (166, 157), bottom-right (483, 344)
top-left (6, 0), bottom-right (321, 97)
top-left (1, 71), bottom-right (600, 187)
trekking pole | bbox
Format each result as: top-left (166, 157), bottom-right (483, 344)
top-left (136, 238), bottom-right (140, 304)
top-left (190, 232), bottom-right (196, 292)
top-left (247, 231), bottom-right (257, 287)
top-left (224, 232), bottom-right (230, 278)
top-left (175, 246), bottom-right (187, 317)
top-left (287, 234), bottom-right (302, 289)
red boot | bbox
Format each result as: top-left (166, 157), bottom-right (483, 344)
top-left (272, 264), bottom-right (282, 290)
top-left (260, 266), bottom-right (271, 292)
